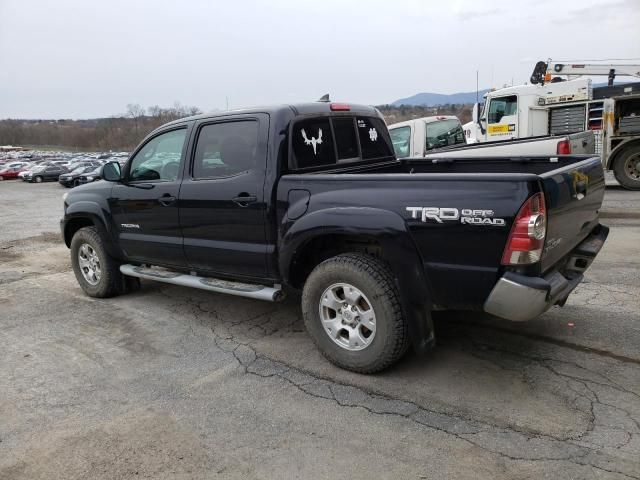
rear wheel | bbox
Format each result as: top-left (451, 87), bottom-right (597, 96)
top-left (70, 226), bottom-right (124, 298)
top-left (0, 176), bottom-right (4, 181)
top-left (301, 253), bottom-right (409, 373)
top-left (613, 145), bottom-right (640, 190)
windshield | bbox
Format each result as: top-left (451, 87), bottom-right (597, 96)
top-left (425, 119), bottom-right (466, 150)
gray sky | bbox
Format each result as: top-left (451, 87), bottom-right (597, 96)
top-left (1, 0), bottom-right (639, 119)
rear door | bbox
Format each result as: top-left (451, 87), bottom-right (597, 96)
top-left (178, 114), bottom-right (270, 279)
top-left (540, 156), bottom-right (605, 271)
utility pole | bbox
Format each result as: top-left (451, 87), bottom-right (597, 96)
top-left (476, 70), bottom-right (479, 104)
top-left (226, 96), bottom-right (229, 111)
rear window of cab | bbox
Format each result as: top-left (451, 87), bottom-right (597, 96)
top-left (291, 115), bottom-right (394, 170)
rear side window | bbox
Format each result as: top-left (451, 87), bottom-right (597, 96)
top-left (193, 121), bottom-right (259, 178)
top-left (425, 119), bottom-right (466, 150)
top-left (389, 126), bottom-right (411, 158)
top-left (291, 115), bottom-right (394, 170)
top-left (292, 118), bottom-right (335, 169)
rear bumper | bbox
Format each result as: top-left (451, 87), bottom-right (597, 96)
top-left (484, 224), bottom-right (609, 321)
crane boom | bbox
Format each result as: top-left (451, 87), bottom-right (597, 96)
top-left (531, 60), bottom-right (640, 85)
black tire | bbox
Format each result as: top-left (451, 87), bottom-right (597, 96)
top-left (612, 144), bottom-right (640, 190)
top-left (70, 226), bottom-right (124, 298)
top-left (301, 253), bottom-right (409, 373)
top-left (34, 176), bottom-right (43, 183)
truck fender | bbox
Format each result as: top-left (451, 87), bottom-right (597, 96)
top-left (63, 201), bottom-right (123, 259)
top-left (280, 207), bottom-right (436, 353)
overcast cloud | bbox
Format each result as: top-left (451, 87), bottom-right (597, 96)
top-left (1, 0), bottom-right (639, 118)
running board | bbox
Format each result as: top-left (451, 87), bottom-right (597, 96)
top-left (119, 264), bottom-right (284, 302)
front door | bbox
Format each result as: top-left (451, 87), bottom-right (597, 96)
top-left (486, 95), bottom-right (519, 141)
top-left (178, 115), bottom-right (269, 279)
top-left (110, 126), bottom-right (189, 267)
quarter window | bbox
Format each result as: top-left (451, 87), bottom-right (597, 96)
top-left (192, 121), bottom-right (259, 179)
top-left (128, 128), bottom-right (187, 182)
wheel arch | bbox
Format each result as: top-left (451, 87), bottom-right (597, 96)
top-left (63, 202), bottom-right (122, 259)
top-left (280, 207), bottom-right (435, 353)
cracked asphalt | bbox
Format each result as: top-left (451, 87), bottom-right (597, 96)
top-left (1, 181), bottom-right (639, 479)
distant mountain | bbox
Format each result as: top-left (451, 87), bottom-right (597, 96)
top-left (391, 89), bottom-right (491, 107)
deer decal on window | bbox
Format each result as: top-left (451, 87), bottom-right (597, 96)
top-left (301, 128), bottom-right (323, 155)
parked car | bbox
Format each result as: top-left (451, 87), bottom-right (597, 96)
top-left (19, 162), bottom-right (50, 180)
top-left (0, 162), bottom-right (28, 180)
top-left (76, 165), bottom-right (104, 185)
top-left (59, 165), bottom-right (102, 187)
top-left (26, 164), bottom-right (68, 183)
top-left (61, 101), bottom-right (608, 373)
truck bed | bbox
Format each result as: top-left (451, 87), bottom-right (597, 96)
top-left (279, 155), bottom-right (605, 309)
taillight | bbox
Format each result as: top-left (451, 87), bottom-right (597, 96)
top-left (556, 139), bottom-right (571, 154)
top-left (501, 192), bottom-right (547, 265)
top-left (330, 103), bottom-right (350, 111)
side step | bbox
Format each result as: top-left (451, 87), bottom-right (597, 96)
top-left (119, 264), bottom-right (284, 302)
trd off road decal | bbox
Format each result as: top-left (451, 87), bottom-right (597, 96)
top-left (301, 128), bottom-right (323, 155)
top-left (406, 207), bottom-right (505, 226)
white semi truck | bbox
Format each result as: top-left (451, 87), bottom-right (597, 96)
top-left (465, 60), bottom-right (640, 190)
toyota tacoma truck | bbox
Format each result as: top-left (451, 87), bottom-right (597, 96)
top-left (61, 101), bottom-right (608, 373)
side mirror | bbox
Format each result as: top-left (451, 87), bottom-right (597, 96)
top-left (102, 161), bottom-right (122, 182)
top-left (473, 103), bottom-right (486, 135)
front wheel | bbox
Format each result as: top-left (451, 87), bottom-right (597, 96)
top-left (613, 145), bottom-right (640, 190)
top-left (301, 253), bottom-right (409, 373)
top-left (34, 176), bottom-right (43, 183)
top-left (70, 226), bottom-right (124, 298)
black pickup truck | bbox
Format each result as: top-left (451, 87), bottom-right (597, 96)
top-left (61, 102), bottom-right (608, 373)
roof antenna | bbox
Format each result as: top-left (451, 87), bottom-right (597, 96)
top-left (317, 94), bottom-right (330, 102)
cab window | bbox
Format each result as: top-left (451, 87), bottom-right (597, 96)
top-left (128, 128), bottom-right (187, 182)
top-left (488, 95), bottom-right (517, 124)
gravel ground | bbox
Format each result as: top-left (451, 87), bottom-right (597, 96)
top-left (1, 179), bottom-right (639, 479)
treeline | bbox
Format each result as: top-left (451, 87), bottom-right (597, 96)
top-left (0, 103), bottom-right (202, 151)
top-left (378, 103), bottom-right (473, 126)
top-left (0, 102), bottom-right (474, 151)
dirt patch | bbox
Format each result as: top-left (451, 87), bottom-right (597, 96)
top-left (0, 412), bottom-right (216, 480)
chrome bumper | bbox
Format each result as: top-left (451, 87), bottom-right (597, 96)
top-left (484, 224), bottom-right (608, 322)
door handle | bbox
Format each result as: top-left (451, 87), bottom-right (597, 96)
top-left (158, 195), bottom-right (176, 206)
top-left (232, 194), bottom-right (257, 207)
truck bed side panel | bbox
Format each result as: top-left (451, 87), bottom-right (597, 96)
top-left (277, 175), bottom-right (535, 309)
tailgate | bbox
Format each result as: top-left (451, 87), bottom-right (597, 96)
top-left (567, 130), bottom-right (595, 154)
top-left (539, 156), bottom-right (605, 272)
